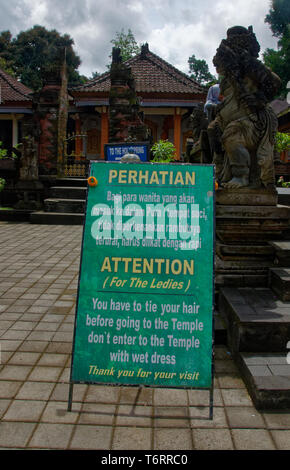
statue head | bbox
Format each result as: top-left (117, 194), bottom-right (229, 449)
top-left (213, 25), bottom-right (260, 74)
top-left (225, 25), bottom-right (260, 58)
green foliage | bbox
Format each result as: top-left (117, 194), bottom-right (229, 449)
top-left (0, 25), bottom-right (82, 90)
top-left (151, 140), bottom-right (176, 162)
top-left (265, 0), bottom-right (290, 38)
top-left (0, 177), bottom-right (5, 191)
top-left (0, 57), bottom-right (16, 76)
top-left (277, 176), bottom-right (290, 187)
top-left (0, 141), bottom-right (7, 159)
top-left (263, 0), bottom-right (290, 97)
top-left (109, 28), bottom-right (141, 64)
top-left (0, 141), bottom-right (18, 159)
top-left (263, 33), bottom-right (290, 97)
top-left (188, 54), bottom-right (216, 86)
top-left (275, 132), bottom-right (290, 152)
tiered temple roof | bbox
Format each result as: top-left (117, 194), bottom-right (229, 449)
top-left (71, 44), bottom-right (205, 101)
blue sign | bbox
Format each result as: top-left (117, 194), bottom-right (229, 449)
top-left (105, 143), bottom-right (149, 162)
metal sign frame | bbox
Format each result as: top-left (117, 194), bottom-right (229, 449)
top-left (68, 161), bottom-right (215, 420)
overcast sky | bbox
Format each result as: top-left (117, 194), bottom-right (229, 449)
top-left (0, 0), bottom-right (278, 78)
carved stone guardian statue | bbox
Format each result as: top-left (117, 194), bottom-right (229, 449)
top-left (209, 26), bottom-right (281, 190)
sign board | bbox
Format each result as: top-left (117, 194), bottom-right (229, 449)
top-left (69, 162), bottom-right (214, 396)
top-left (105, 142), bottom-right (149, 162)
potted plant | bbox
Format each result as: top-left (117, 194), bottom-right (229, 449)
top-left (277, 176), bottom-right (290, 188)
top-left (0, 141), bottom-right (18, 171)
top-left (151, 139), bottom-right (176, 163)
top-left (274, 132), bottom-right (290, 161)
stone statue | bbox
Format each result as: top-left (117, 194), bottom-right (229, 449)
top-left (185, 105), bottom-right (211, 163)
top-left (209, 26), bottom-right (281, 189)
top-left (19, 135), bottom-right (38, 181)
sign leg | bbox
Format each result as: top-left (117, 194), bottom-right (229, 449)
top-left (209, 386), bottom-right (214, 420)
top-left (67, 383), bottom-right (74, 412)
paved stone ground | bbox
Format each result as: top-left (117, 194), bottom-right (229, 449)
top-left (1, 222), bottom-right (290, 450)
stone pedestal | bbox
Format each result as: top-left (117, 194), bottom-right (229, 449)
top-left (215, 189), bottom-right (290, 288)
top-left (216, 187), bottom-right (278, 206)
top-left (14, 180), bottom-right (44, 211)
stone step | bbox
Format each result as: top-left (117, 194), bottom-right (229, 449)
top-left (55, 178), bottom-right (87, 187)
top-left (216, 242), bottom-right (275, 261)
top-left (214, 310), bottom-right (227, 345)
top-left (44, 198), bottom-right (86, 214)
top-left (216, 204), bottom-right (290, 219)
top-left (49, 186), bottom-right (87, 199)
top-left (216, 204), bottom-right (290, 243)
top-left (277, 188), bottom-right (290, 207)
top-left (236, 352), bottom-right (290, 409)
top-left (269, 268), bottom-right (290, 302)
top-left (30, 211), bottom-right (84, 225)
top-left (269, 241), bottom-right (290, 266)
top-left (218, 287), bottom-right (290, 353)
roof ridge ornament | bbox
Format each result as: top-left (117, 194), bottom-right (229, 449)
top-left (141, 43), bottom-right (149, 58)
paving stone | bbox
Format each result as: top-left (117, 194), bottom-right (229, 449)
top-left (263, 411), bottom-right (290, 429)
top-left (154, 387), bottom-right (188, 406)
top-left (85, 385), bottom-right (120, 404)
top-left (41, 401), bottom-right (80, 424)
top-left (51, 383), bottom-right (87, 402)
top-left (154, 406), bottom-right (190, 428)
top-left (190, 406), bottom-right (228, 428)
top-left (28, 423), bottom-right (74, 449)
top-left (112, 427), bottom-right (151, 450)
top-left (0, 399), bottom-right (11, 418)
top-left (0, 365), bottom-right (32, 381)
top-left (26, 331), bottom-right (55, 342)
top-left (78, 403), bottom-right (116, 425)
top-left (0, 381), bottom-right (22, 398)
top-left (2, 399), bottom-right (46, 422)
top-left (188, 388), bottom-right (223, 407)
top-left (119, 386), bottom-right (153, 406)
top-left (69, 425), bottom-right (112, 450)
top-left (37, 353), bottom-right (69, 367)
top-left (0, 422), bottom-right (36, 448)
top-left (231, 429), bottom-right (276, 450)
top-left (192, 428), bottom-right (234, 450)
top-left (46, 342), bottom-right (72, 354)
top-left (8, 352), bottom-right (41, 366)
top-left (34, 322), bottom-right (60, 332)
top-left (268, 364), bottom-right (290, 376)
top-left (16, 381), bottom-right (55, 400)
top-left (1, 330), bottom-right (30, 341)
top-left (116, 405), bottom-right (152, 427)
top-left (18, 341), bottom-right (49, 353)
top-left (154, 428), bottom-right (192, 450)
top-left (0, 339), bottom-right (22, 351)
top-left (217, 374), bottom-right (245, 389)
top-left (271, 430), bottom-right (290, 449)
top-left (221, 388), bottom-right (253, 406)
top-left (28, 366), bottom-right (63, 382)
top-left (226, 406), bottom-right (265, 428)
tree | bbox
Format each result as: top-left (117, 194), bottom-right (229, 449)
top-left (265, 0), bottom-right (290, 37)
top-left (188, 54), bottom-right (216, 86)
top-left (263, 0), bottom-right (290, 97)
top-left (108, 28), bottom-right (140, 65)
top-left (0, 25), bottom-right (82, 90)
top-left (0, 57), bottom-right (16, 77)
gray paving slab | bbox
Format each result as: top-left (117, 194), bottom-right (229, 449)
top-left (1, 222), bottom-right (290, 450)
